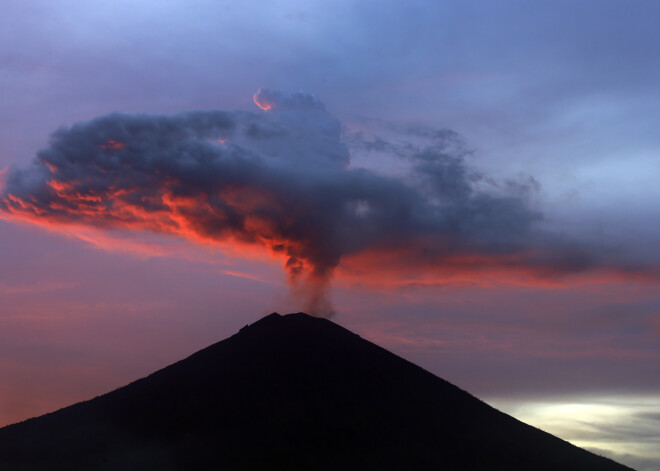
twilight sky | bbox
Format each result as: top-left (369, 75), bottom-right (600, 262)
top-left (1, 1), bottom-right (659, 469)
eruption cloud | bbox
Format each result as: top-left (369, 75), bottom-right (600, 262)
top-left (0, 90), bottom-right (650, 316)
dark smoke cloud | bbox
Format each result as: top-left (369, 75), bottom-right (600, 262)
top-left (0, 89), bottom-right (645, 315)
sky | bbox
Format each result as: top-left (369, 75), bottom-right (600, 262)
top-left (1, 0), bottom-right (659, 468)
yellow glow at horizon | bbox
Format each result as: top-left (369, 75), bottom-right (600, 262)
top-left (489, 395), bottom-right (660, 466)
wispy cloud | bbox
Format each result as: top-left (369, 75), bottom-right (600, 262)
top-left (491, 395), bottom-right (660, 471)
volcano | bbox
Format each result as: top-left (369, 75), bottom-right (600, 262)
top-left (0, 312), bottom-right (633, 470)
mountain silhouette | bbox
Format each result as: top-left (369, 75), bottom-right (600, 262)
top-left (0, 312), bottom-right (634, 470)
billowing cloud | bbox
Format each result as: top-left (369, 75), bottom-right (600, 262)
top-left (0, 90), bottom-right (652, 315)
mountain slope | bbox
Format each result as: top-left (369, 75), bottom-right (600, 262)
top-left (0, 312), bottom-right (634, 470)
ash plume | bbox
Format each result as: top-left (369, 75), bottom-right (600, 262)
top-left (0, 89), bottom-right (637, 316)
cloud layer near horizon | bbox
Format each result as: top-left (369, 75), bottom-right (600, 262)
top-left (0, 90), bottom-right (653, 314)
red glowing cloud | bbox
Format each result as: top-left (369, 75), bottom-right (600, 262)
top-left (98, 140), bottom-right (126, 150)
top-left (253, 89), bottom-right (273, 111)
top-left (338, 245), bottom-right (659, 291)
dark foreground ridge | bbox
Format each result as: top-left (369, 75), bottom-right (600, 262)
top-left (0, 312), bottom-right (634, 470)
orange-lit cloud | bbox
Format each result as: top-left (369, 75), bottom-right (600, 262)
top-left (253, 88), bottom-right (327, 113)
top-left (98, 140), bottom-right (126, 150)
top-left (253, 89), bottom-right (272, 111)
top-left (337, 245), bottom-right (660, 291)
